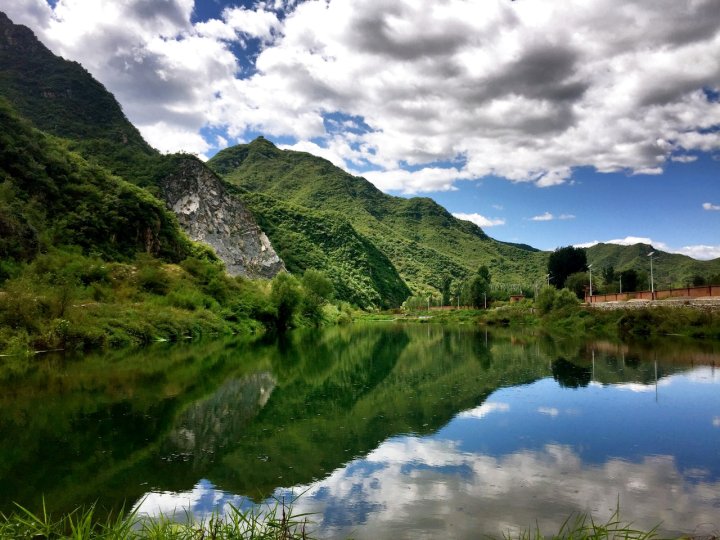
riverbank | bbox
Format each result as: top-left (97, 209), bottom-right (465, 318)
top-left (359, 299), bottom-right (720, 341)
top-left (0, 250), bottom-right (349, 356)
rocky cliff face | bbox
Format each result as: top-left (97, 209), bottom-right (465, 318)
top-left (160, 157), bottom-right (285, 279)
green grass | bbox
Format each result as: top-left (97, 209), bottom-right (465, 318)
top-left (0, 499), bottom-right (314, 539)
top-left (508, 508), bottom-right (661, 540)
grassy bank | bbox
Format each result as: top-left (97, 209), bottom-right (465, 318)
top-left (359, 288), bottom-right (720, 341)
top-left (0, 500), bottom-right (314, 539)
top-left (0, 250), bottom-right (350, 356)
top-left (0, 502), bottom-right (678, 539)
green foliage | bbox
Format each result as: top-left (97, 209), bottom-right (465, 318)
top-left (620, 269), bottom-right (640, 292)
top-left (236, 191), bottom-right (410, 309)
top-left (585, 242), bottom-right (720, 289)
top-left (300, 269), bottom-right (335, 326)
top-left (270, 273), bottom-right (303, 331)
top-left (0, 98), bottom-right (192, 267)
top-left (565, 271), bottom-right (589, 299)
top-left (208, 138), bottom-right (548, 306)
top-left (0, 499), bottom-right (314, 539)
top-left (618, 307), bottom-right (720, 339)
top-left (548, 246), bottom-right (587, 289)
top-left (464, 265), bottom-right (492, 308)
top-left (535, 286), bottom-right (580, 316)
top-left (0, 248), bottom-right (350, 354)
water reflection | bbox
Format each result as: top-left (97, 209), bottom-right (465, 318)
top-left (136, 366), bottom-right (720, 539)
top-left (2, 325), bottom-right (720, 538)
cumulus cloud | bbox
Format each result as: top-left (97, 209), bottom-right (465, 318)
top-left (4, 0), bottom-right (720, 193)
top-left (530, 212), bottom-right (554, 222)
top-left (452, 212), bottom-right (506, 228)
top-left (703, 202), bottom-right (720, 211)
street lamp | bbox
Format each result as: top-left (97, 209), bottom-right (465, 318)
top-left (588, 263), bottom-right (593, 298)
top-left (648, 251), bottom-right (655, 300)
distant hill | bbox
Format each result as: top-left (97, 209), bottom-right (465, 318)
top-left (585, 243), bottom-right (720, 288)
top-left (209, 138), bottom-right (548, 298)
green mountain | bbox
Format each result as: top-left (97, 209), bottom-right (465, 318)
top-left (0, 97), bottom-right (191, 267)
top-left (0, 12), bottom-right (161, 186)
top-left (208, 138), bottom-right (548, 298)
top-left (585, 242), bottom-right (720, 288)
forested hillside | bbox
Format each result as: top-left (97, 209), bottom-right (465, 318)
top-left (585, 243), bottom-right (720, 289)
top-left (209, 138), bottom-right (548, 295)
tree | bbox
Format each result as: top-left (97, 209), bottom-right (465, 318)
top-left (547, 246), bottom-right (587, 290)
top-left (464, 265), bottom-right (491, 308)
top-left (270, 272), bottom-right (302, 331)
top-left (300, 269), bottom-right (334, 326)
top-left (619, 269), bottom-right (639, 292)
top-left (564, 271), bottom-right (589, 299)
top-left (601, 265), bottom-right (615, 284)
top-left (440, 275), bottom-right (452, 306)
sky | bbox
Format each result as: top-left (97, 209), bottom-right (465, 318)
top-left (4, 0), bottom-right (720, 258)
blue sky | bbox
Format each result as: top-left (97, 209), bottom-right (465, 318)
top-left (5, 0), bottom-right (720, 257)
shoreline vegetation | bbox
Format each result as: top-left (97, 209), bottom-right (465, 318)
top-left (358, 287), bottom-right (720, 342)
top-left (2, 270), bottom-right (719, 356)
top-left (0, 500), bottom-right (680, 539)
top-left (0, 249), bottom-right (351, 357)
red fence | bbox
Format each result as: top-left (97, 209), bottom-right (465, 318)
top-left (586, 285), bottom-right (720, 304)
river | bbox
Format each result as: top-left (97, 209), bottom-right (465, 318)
top-left (2, 323), bottom-right (719, 538)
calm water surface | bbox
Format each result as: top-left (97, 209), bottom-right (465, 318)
top-left (2, 324), bottom-right (719, 538)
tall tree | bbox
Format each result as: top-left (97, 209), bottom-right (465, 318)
top-left (547, 246), bottom-right (587, 289)
top-left (465, 265), bottom-right (491, 308)
top-left (619, 269), bottom-right (639, 292)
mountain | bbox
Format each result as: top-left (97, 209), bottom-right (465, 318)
top-left (0, 11), bottom-right (156, 185)
top-left (0, 12), bottom-right (283, 279)
top-left (585, 243), bottom-right (720, 287)
top-left (0, 97), bottom-right (191, 268)
top-left (208, 138), bottom-right (548, 297)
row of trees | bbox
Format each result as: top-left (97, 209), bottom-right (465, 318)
top-left (548, 246), bottom-right (720, 298)
top-left (404, 265), bottom-right (493, 310)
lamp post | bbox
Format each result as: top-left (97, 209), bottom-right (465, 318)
top-left (588, 263), bottom-right (593, 299)
top-left (648, 251), bottom-right (655, 300)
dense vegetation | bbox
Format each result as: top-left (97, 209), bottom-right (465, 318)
top-left (236, 190), bottom-right (410, 308)
top-left (0, 98), bottom-right (351, 354)
top-left (209, 138), bottom-right (548, 298)
top-left (394, 286), bottom-right (720, 341)
top-left (585, 242), bottom-right (720, 290)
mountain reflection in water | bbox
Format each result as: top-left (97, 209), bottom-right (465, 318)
top-left (2, 324), bottom-right (719, 538)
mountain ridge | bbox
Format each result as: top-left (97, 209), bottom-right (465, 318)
top-left (0, 11), bottom-right (284, 279)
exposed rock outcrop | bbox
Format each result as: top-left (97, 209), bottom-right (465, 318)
top-left (159, 157), bottom-right (285, 279)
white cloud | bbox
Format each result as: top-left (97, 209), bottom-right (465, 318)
top-left (530, 212), bottom-right (555, 222)
top-left (457, 402), bottom-right (510, 419)
top-left (670, 155), bottom-right (698, 163)
top-left (4, 0), bottom-right (720, 194)
top-left (452, 212), bottom-right (506, 228)
top-left (538, 407), bottom-right (559, 417)
top-left (559, 214), bottom-right (576, 220)
top-left (674, 244), bottom-right (720, 260)
top-left (703, 202), bottom-right (720, 211)
top-left (362, 167), bottom-right (465, 193)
